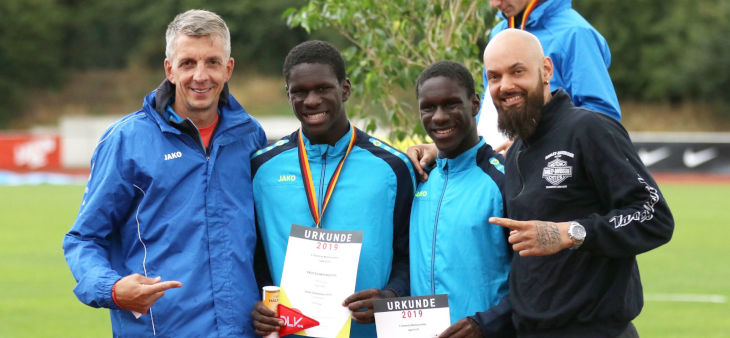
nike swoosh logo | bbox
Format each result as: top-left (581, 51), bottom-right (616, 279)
top-left (638, 147), bottom-right (671, 167)
top-left (683, 148), bottom-right (717, 168)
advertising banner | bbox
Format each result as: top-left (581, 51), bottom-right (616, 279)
top-left (0, 133), bottom-right (61, 170)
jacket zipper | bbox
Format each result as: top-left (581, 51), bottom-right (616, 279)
top-left (196, 127), bottom-right (210, 161)
top-left (197, 132), bottom-right (207, 158)
top-left (431, 163), bottom-right (449, 294)
top-left (515, 149), bottom-right (526, 197)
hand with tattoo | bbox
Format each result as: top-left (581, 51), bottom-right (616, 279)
top-left (489, 217), bottom-right (573, 256)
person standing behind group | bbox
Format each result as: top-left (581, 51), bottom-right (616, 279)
top-left (410, 61), bottom-right (513, 338)
top-left (485, 29), bottom-right (673, 337)
top-left (478, 0), bottom-right (622, 147)
top-left (62, 9), bottom-right (267, 337)
top-left (249, 40), bottom-right (416, 338)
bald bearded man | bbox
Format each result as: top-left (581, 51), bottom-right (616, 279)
top-left (485, 29), bottom-right (673, 338)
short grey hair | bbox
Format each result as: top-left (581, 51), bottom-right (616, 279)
top-left (165, 9), bottom-right (231, 60)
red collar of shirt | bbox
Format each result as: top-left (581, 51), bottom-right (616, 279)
top-left (198, 113), bottom-right (219, 149)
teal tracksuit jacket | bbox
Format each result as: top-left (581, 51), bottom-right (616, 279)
top-left (251, 125), bottom-right (415, 338)
top-left (410, 138), bottom-right (511, 331)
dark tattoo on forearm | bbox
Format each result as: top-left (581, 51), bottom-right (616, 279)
top-left (536, 222), bottom-right (561, 249)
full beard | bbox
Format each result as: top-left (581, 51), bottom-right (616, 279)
top-left (496, 78), bottom-right (545, 141)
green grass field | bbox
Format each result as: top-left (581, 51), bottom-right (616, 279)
top-left (0, 184), bottom-right (728, 337)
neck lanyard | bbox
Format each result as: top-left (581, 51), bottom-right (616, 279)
top-left (509, 0), bottom-right (540, 30)
top-left (297, 125), bottom-right (356, 228)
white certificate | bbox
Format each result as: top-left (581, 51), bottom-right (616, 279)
top-left (373, 294), bottom-right (451, 338)
top-left (279, 224), bottom-right (363, 338)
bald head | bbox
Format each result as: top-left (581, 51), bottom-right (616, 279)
top-left (484, 29), bottom-right (546, 75)
top-left (483, 29), bottom-right (553, 103)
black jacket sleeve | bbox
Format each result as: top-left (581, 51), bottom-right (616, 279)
top-left (575, 113), bottom-right (674, 257)
top-left (468, 294), bottom-right (516, 337)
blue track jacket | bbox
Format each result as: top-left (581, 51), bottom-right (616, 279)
top-left (63, 81), bottom-right (266, 337)
top-left (251, 126), bottom-right (415, 338)
top-left (481, 0), bottom-right (621, 122)
top-left (410, 139), bottom-right (511, 332)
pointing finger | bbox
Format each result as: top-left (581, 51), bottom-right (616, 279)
top-left (147, 280), bottom-right (183, 293)
top-left (489, 217), bottom-right (525, 231)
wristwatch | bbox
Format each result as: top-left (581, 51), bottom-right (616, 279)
top-left (568, 221), bottom-right (586, 250)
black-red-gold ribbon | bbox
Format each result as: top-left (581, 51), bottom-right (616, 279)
top-left (297, 126), bottom-right (356, 228)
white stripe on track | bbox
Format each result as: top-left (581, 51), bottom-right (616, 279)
top-left (644, 293), bottom-right (727, 303)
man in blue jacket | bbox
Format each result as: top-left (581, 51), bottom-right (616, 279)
top-left (410, 61), bottom-right (513, 337)
top-left (250, 40), bottom-right (416, 338)
top-left (62, 9), bottom-right (266, 337)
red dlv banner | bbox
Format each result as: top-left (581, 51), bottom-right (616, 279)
top-left (0, 133), bottom-right (61, 170)
top-left (277, 304), bottom-right (320, 337)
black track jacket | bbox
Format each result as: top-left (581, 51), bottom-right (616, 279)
top-left (504, 89), bottom-right (674, 337)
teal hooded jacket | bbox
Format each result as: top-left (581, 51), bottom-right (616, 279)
top-left (409, 139), bottom-right (511, 331)
top-left (251, 126), bottom-right (415, 338)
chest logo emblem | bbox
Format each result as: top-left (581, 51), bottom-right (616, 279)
top-left (542, 151), bottom-right (574, 187)
top-left (164, 151), bottom-right (182, 161)
top-left (278, 174), bottom-right (296, 182)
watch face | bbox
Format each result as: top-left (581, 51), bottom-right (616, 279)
top-left (570, 222), bottom-right (586, 239)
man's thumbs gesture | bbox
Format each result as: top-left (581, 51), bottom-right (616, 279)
top-left (489, 217), bottom-right (574, 256)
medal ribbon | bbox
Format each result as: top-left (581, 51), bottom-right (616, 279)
top-left (508, 0), bottom-right (540, 30)
top-left (297, 125), bottom-right (357, 228)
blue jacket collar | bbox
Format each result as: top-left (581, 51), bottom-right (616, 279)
top-left (436, 137), bottom-right (486, 173)
top-left (497, 0), bottom-right (571, 28)
top-left (142, 79), bottom-right (253, 142)
top-left (300, 123), bottom-right (354, 158)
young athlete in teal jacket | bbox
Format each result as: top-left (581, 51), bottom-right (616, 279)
top-left (250, 40), bottom-right (416, 338)
top-left (410, 61), bottom-right (513, 337)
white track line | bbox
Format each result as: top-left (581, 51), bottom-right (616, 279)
top-left (644, 293), bottom-right (727, 303)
